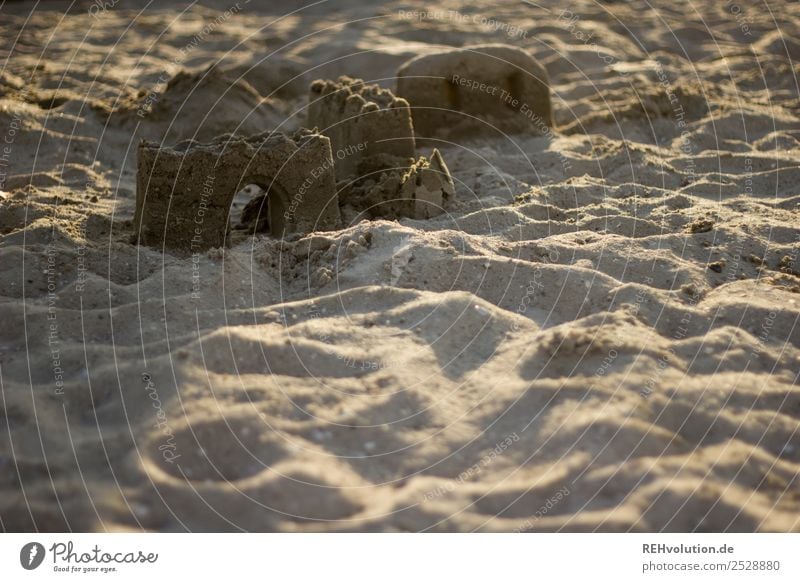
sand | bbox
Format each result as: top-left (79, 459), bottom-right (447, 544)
top-left (0, 0), bottom-right (799, 532)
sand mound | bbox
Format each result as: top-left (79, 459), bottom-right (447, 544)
top-left (117, 67), bottom-right (287, 142)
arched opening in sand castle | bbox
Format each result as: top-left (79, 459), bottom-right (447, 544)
top-left (231, 176), bottom-right (290, 237)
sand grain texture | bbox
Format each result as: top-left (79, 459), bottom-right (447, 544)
top-left (0, 0), bottom-right (799, 532)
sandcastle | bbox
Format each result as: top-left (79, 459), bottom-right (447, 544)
top-left (136, 42), bottom-right (552, 253)
top-left (396, 44), bottom-right (552, 139)
top-left (134, 129), bottom-right (339, 252)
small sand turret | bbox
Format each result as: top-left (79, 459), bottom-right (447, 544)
top-left (308, 76), bottom-right (454, 221)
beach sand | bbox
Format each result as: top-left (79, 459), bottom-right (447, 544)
top-left (0, 0), bottom-right (799, 531)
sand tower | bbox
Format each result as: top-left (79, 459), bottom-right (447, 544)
top-left (396, 44), bottom-right (552, 139)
